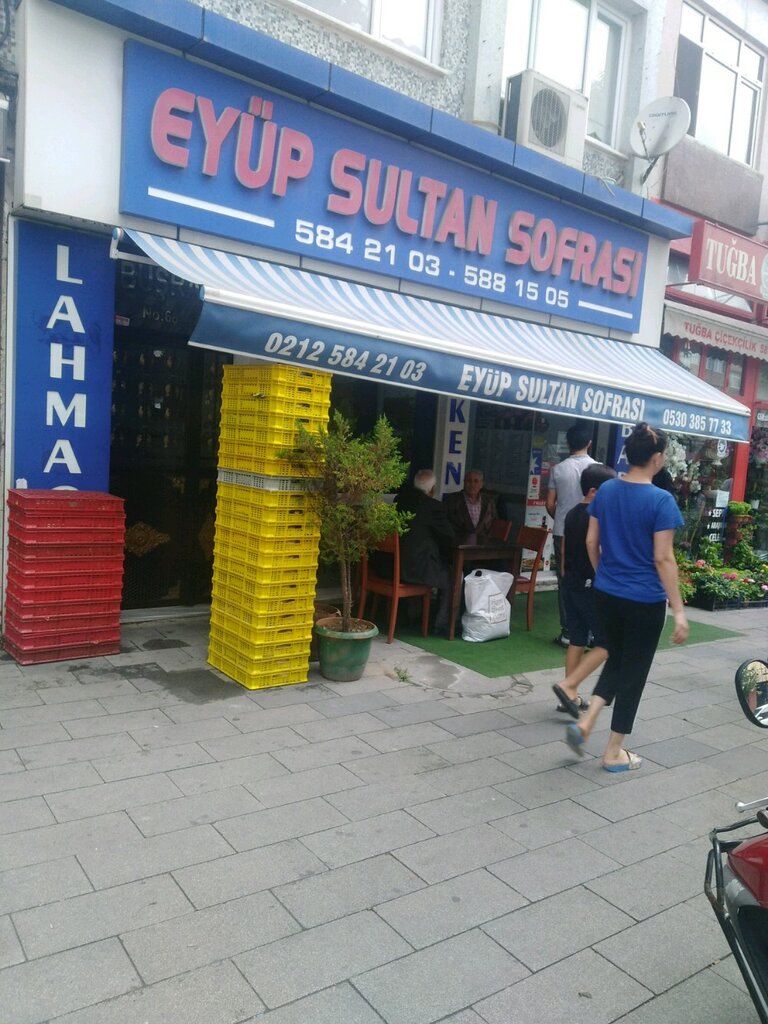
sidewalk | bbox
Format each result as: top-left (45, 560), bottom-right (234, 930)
top-left (0, 604), bottom-right (765, 1024)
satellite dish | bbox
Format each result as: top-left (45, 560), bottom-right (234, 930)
top-left (630, 97), bottom-right (691, 183)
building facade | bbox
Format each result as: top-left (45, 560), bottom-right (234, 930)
top-left (4, 0), bottom-right (751, 612)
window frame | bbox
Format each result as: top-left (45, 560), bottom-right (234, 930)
top-left (507, 0), bottom-right (629, 150)
top-left (288, 0), bottom-right (443, 64)
top-left (677, 2), bottom-right (764, 166)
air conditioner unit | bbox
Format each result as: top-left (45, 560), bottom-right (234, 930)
top-left (502, 70), bottom-right (588, 169)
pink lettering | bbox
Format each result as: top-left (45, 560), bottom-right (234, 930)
top-left (151, 88), bottom-right (195, 168)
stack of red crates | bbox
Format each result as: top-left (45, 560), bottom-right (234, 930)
top-left (4, 490), bottom-right (126, 665)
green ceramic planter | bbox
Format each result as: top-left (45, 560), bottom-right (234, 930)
top-left (313, 616), bottom-right (379, 681)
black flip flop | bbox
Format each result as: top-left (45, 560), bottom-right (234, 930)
top-left (552, 684), bottom-right (582, 720)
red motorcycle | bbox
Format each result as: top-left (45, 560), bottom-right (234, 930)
top-left (705, 658), bottom-right (768, 1024)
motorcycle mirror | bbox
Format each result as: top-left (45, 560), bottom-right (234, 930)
top-left (735, 659), bottom-right (768, 728)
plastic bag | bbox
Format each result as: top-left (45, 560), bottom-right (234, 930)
top-left (461, 568), bottom-right (514, 642)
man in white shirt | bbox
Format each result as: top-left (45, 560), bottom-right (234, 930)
top-left (545, 422), bottom-right (596, 647)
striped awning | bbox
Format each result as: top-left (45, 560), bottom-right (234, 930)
top-left (120, 229), bottom-right (750, 441)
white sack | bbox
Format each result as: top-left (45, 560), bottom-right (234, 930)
top-left (461, 568), bottom-right (513, 642)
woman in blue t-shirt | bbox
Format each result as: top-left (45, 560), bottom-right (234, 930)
top-left (565, 422), bottom-right (688, 771)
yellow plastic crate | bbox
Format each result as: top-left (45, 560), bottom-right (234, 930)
top-left (214, 508), bottom-right (320, 541)
top-left (208, 645), bottom-right (309, 689)
top-left (220, 393), bottom-right (330, 424)
top-left (211, 571), bottom-right (313, 604)
top-left (217, 438), bottom-right (300, 475)
top-left (223, 363), bottom-right (332, 391)
top-left (218, 415), bottom-right (320, 447)
top-left (216, 483), bottom-right (319, 524)
top-left (209, 624), bottom-right (311, 659)
top-left (214, 531), bottom-right (319, 563)
top-left (212, 555), bottom-right (319, 588)
top-left (210, 593), bottom-right (313, 630)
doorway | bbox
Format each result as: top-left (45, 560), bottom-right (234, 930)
top-left (109, 327), bottom-right (229, 608)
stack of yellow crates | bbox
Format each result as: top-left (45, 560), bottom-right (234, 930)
top-left (209, 364), bottom-right (331, 688)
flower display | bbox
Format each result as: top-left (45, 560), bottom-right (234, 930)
top-left (750, 427), bottom-right (768, 467)
top-left (680, 549), bottom-right (768, 608)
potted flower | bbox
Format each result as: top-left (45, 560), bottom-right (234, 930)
top-left (725, 500), bottom-right (754, 554)
top-left (284, 411), bottom-right (411, 681)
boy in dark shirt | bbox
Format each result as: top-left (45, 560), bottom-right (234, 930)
top-left (552, 463), bottom-right (617, 719)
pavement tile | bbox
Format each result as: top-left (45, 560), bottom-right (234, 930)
top-left (630, 735), bottom-right (722, 766)
top-left (312, 692), bottom-right (400, 718)
top-left (578, 809), bottom-right (696, 865)
top-left (246, 763), bottom-right (363, 808)
top-left (437, 1013), bottom-right (486, 1024)
top-left (426, 733), bottom-right (521, 764)
top-left (291, 712), bottom-right (392, 742)
top-left (474, 947), bottom-right (651, 1024)
top-left (166, 752), bottom-right (288, 795)
top-left (0, 722), bottom-right (71, 750)
top-left (615, 967), bottom-right (760, 1024)
top-left (0, 856), bottom-right (93, 915)
top-left (0, 938), bottom-right (140, 1024)
top-left (0, 700), bottom-right (106, 729)
top-left (595, 903), bottom-right (730, 993)
top-left (324, 775), bottom-right (446, 820)
top-left (274, 852), bottom-right (425, 927)
top-left (679, 705), bottom-right (745, 728)
top-left (37, 681), bottom-right (139, 704)
top-left (127, 717), bottom-right (241, 750)
top-left (344, 747), bottom-right (451, 782)
top-left (122, 890), bottom-right (299, 983)
top-left (77, 823), bottom-right (234, 889)
top-left (433, 710), bottom-right (520, 736)
top-left (371, 701), bottom-right (460, 727)
top-left (0, 689), bottom-right (43, 711)
top-left (405, 787), bottom-right (525, 834)
top-left (13, 875), bottom-right (192, 958)
top-left (624, 715), bottom-right (700, 745)
top-left (46, 775), bottom-right (184, 822)
top-left (271, 736), bottom-right (381, 772)
top-left (159, 696), bottom-right (257, 724)
top-left (393, 823), bottom-right (526, 884)
top-left (238, 982), bottom-right (387, 1024)
top-left (48, 960), bottom-right (265, 1024)
top-left (302, 809), bottom-right (435, 867)
top-left (62, 708), bottom-right (173, 738)
top-left (354, 928), bottom-right (528, 1024)
top-left (494, 766), bottom-right (599, 808)
top-left (375, 867), bottom-right (526, 948)
top-left (18, 734), bottom-right (142, 769)
top-left (482, 887), bottom-right (633, 970)
top-left (127, 785), bottom-right (263, 835)
top-left (95, 692), bottom-right (187, 715)
top-left (173, 838), bottom-right (328, 908)
top-left (247, 683), bottom-right (336, 708)
top-left (418, 757), bottom-right (523, 796)
top-left (488, 837), bottom-right (621, 901)
top-left (199, 727), bottom-right (309, 761)
top-left (496, 740), bottom-right (576, 776)
top-left (224, 703), bottom-right (326, 733)
top-left (691, 722), bottom-right (765, 751)
top-left (497, 720), bottom-right (570, 747)
top-left (492, 798), bottom-right (609, 850)
top-left (364, 722), bottom-right (456, 752)
top-left (235, 910), bottom-right (412, 1008)
top-left (215, 796), bottom-right (349, 851)
top-left (572, 762), bottom-right (733, 822)
top-left (92, 742), bottom-right (214, 782)
top-left (0, 748), bottom-right (24, 773)
top-left (0, 914), bottom-right (24, 967)
top-left (0, 796), bottom-right (55, 835)
top-left (0, 812), bottom-right (141, 872)
top-left (0, 763), bottom-right (102, 803)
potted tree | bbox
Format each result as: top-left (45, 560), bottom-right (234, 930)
top-left (285, 411), bottom-right (411, 681)
top-left (725, 500), bottom-right (754, 557)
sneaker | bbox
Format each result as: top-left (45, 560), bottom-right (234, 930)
top-left (552, 633), bottom-right (570, 648)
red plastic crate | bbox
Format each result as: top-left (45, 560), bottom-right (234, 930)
top-left (7, 551), bottom-right (125, 576)
top-left (5, 599), bottom-right (121, 624)
top-left (10, 511), bottom-right (125, 530)
top-left (4, 620), bottom-right (121, 649)
top-left (5, 578), bottom-right (123, 606)
top-left (4, 637), bottom-right (121, 665)
top-left (7, 490), bottom-right (125, 514)
top-left (9, 522), bottom-right (125, 546)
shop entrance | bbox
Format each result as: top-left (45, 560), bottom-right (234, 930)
top-left (109, 325), bottom-right (229, 609)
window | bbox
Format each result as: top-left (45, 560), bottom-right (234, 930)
top-left (677, 3), bottom-right (763, 165)
top-left (299, 0), bottom-right (438, 59)
top-left (502, 0), bottom-right (626, 147)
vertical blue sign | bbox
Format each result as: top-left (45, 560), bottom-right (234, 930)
top-left (613, 424), bottom-right (632, 476)
top-left (13, 222), bottom-right (115, 489)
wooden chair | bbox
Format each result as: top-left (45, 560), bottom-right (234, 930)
top-left (489, 519), bottom-right (513, 541)
top-left (357, 532), bottom-right (431, 644)
top-left (511, 525), bottom-right (550, 631)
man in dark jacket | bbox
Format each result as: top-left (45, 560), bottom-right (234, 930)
top-left (396, 469), bottom-right (457, 634)
top-left (444, 469), bottom-right (497, 541)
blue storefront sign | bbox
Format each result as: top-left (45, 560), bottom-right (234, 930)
top-left (13, 221), bottom-right (115, 490)
top-left (121, 41), bottom-right (649, 333)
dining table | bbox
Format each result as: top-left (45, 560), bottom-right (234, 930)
top-left (447, 534), bottom-right (524, 640)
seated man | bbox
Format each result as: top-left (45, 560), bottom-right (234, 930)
top-left (444, 469), bottom-right (497, 542)
top-left (396, 469), bottom-right (457, 635)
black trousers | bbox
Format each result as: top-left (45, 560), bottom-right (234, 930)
top-left (592, 590), bottom-right (667, 735)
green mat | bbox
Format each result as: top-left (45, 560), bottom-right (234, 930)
top-left (391, 589), bottom-right (741, 678)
